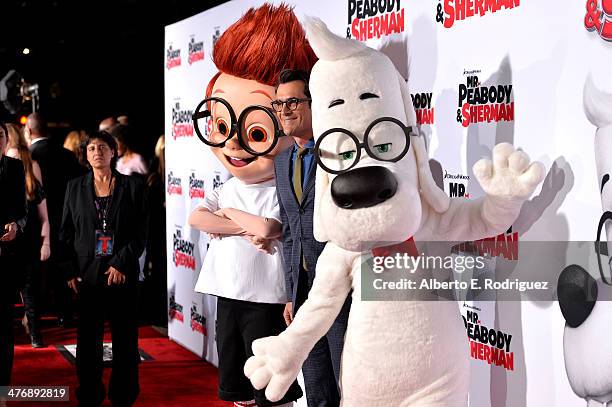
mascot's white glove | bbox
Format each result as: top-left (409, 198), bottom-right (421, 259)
top-left (244, 333), bottom-right (306, 402)
top-left (474, 143), bottom-right (545, 201)
top-left (473, 143), bottom-right (545, 232)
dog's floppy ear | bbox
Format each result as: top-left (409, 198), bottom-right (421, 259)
top-left (396, 71), bottom-right (450, 213)
top-left (304, 16), bottom-right (368, 61)
top-left (313, 165), bottom-right (330, 243)
top-left (396, 70), bottom-right (417, 127)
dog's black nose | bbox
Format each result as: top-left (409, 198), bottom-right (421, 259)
top-left (330, 166), bottom-right (398, 210)
top-left (557, 264), bottom-right (598, 328)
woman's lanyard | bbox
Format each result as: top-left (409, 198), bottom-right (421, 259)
top-left (94, 174), bottom-right (114, 232)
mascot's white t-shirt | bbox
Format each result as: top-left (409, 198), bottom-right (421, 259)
top-left (194, 177), bottom-right (286, 304)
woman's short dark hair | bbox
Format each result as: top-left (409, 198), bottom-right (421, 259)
top-left (277, 69), bottom-right (311, 100)
top-left (83, 131), bottom-right (118, 169)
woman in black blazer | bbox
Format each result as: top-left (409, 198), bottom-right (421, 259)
top-left (0, 121), bottom-right (27, 387)
top-left (60, 131), bottom-right (146, 407)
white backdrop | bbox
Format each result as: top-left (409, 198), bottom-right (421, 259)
top-left (164, 1), bottom-right (612, 405)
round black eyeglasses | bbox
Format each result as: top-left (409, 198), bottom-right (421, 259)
top-left (192, 97), bottom-right (286, 156)
top-left (270, 97), bottom-right (311, 112)
top-left (314, 117), bottom-right (415, 175)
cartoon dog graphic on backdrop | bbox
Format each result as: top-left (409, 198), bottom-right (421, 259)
top-left (557, 76), bottom-right (612, 407)
top-left (244, 18), bottom-right (545, 406)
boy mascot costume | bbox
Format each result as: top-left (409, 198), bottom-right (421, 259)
top-left (189, 4), bottom-right (316, 406)
top-left (557, 76), bottom-right (612, 407)
top-left (244, 18), bottom-right (545, 406)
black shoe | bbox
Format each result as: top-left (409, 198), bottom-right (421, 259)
top-left (31, 335), bottom-right (45, 348)
top-left (58, 316), bottom-right (74, 328)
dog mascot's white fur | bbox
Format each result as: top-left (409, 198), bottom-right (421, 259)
top-left (245, 18), bottom-right (545, 406)
top-left (557, 77), bottom-right (612, 407)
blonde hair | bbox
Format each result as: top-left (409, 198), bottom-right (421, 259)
top-left (6, 124), bottom-right (37, 200)
top-left (64, 130), bottom-right (87, 154)
top-left (154, 134), bottom-right (165, 158)
top-left (155, 134), bottom-right (165, 176)
top-left (147, 135), bottom-right (165, 188)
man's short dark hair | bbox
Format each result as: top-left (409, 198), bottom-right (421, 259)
top-left (109, 124), bottom-right (135, 152)
top-left (277, 69), bottom-right (311, 100)
top-left (83, 131), bottom-right (118, 169)
top-left (27, 112), bottom-right (46, 135)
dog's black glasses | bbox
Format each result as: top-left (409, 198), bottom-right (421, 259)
top-left (192, 97), bottom-right (286, 156)
top-left (314, 117), bottom-right (415, 175)
top-left (595, 211), bottom-right (612, 285)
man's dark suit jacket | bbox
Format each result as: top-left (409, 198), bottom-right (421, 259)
top-left (275, 146), bottom-right (326, 304)
top-left (59, 171), bottom-right (146, 286)
top-left (30, 138), bottom-right (83, 249)
top-left (274, 146), bottom-right (351, 380)
top-left (0, 155), bottom-right (27, 259)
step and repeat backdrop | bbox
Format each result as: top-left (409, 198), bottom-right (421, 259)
top-left (164, 1), bottom-right (612, 405)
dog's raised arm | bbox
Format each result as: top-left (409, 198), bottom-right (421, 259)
top-left (416, 141), bottom-right (545, 242)
top-left (244, 244), bottom-right (354, 402)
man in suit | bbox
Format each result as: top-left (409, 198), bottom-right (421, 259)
top-left (273, 69), bottom-right (350, 406)
top-left (0, 121), bottom-right (27, 387)
top-left (26, 113), bottom-right (82, 326)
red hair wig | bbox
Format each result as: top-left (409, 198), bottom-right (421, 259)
top-left (206, 3), bottom-right (317, 98)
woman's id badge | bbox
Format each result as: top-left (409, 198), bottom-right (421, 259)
top-left (95, 229), bottom-right (114, 257)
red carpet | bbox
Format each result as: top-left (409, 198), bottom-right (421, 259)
top-left (9, 323), bottom-right (228, 406)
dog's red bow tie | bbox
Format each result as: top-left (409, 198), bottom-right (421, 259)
top-left (371, 237), bottom-right (418, 258)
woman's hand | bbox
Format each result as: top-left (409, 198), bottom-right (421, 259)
top-left (40, 243), bottom-right (51, 261)
top-left (1, 222), bottom-right (18, 242)
top-left (105, 266), bottom-right (126, 286)
top-left (67, 277), bottom-right (82, 294)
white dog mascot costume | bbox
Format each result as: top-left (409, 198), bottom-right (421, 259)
top-left (245, 18), bottom-right (545, 406)
top-left (556, 76), bottom-right (612, 407)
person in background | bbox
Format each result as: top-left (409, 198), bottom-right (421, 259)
top-left (110, 124), bottom-right (147, 177)
top-left (144, 135), bottom-right (166, 326)
top-left (64, 129), bottom-right (88, 168)
top-left (26, 112), bottom-right (82, 327)
top-left (117, 115), bottom-right (129, 126)
top-left (110, 123), bottom-right (148, 285)
top-left (151, 135), bottom-right (164, 177)
top-left (5, 123), bottom-right (50, 348)
top-left (0, 121), bottom-right (27, 388)
top-left (99, 117), bottom-right (118, 132)
top-left (60, 131), bottom-right (146, 407)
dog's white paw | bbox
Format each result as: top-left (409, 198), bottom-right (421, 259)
top-left (473, 143), bottom-right (545, 200)
top-left (244, 335), bottom-right (303, 402)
